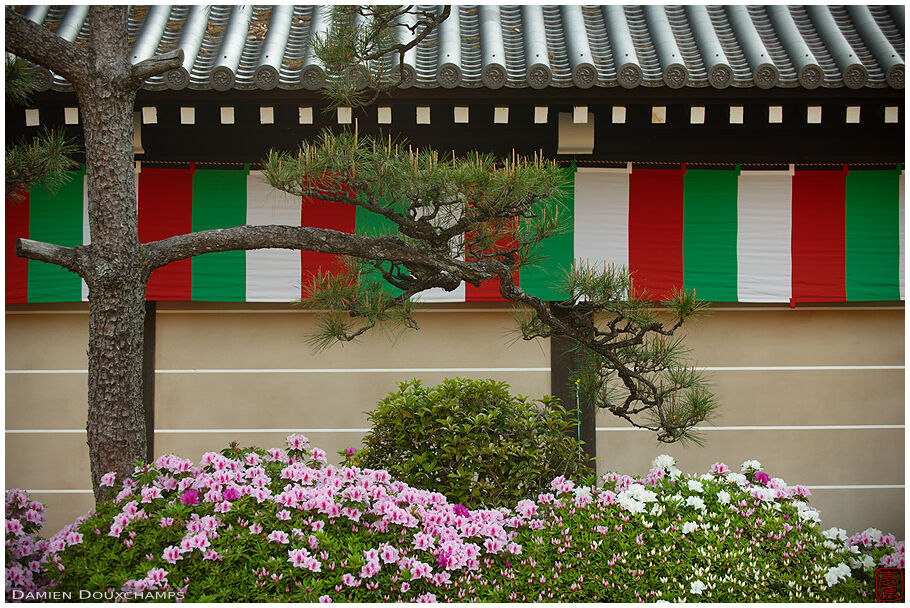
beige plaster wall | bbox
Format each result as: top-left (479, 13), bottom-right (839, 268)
top-left (5, 303), bottom-right (905, 538)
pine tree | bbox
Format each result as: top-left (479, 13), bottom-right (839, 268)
top-left (6, 6), bottom-right (714, 500)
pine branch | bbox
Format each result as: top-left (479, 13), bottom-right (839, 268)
top-left (5, 128), bottom-right (80, 199)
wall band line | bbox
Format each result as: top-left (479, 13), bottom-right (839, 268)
top-left (8, 425), bottom-right (903, 434)
top-left (595, 425), bottom-right (904, 431)
top-left (6, 365), bottom-right (904, 374)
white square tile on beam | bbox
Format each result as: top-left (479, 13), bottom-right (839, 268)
top-left (337, 106), bottom-right (352, 124)
top-left (651, 106), bottom-right (666, 124)
top-left (729, 106), bottom-right (744, 124)
top-left (220, 106), bottom-right (235, 124)
top-left (807, 106), bottom-right (822, 124)
top-left (142, 106), bottom-right (158, 124)
top-left (377, 106), bottom-right (392, 124)
top-left (573, 105), bottom-right (588, 124)
top-left (884, 106), bottom-right (899, 123)
top-left (64, 107), bottom-right (79, 125)
top-left (494, 106), bottom-right (509, 124)
top-left (690, 106), bottom-right (705, 124)
top-left (768, 105), bottom-right (783, 124)
top-left (534, 106), bottom-right (548, 124)
top-left (453, 106), bottom-right (469, 124)
top-left (260, 106), bottom-right (275, 124)
top-left (611, 105), bottom-right (626, 124)
top-left (845, 106), bottom-right (861, 124)
top-left (298, 106), bottom-right (313, 125)
top-left (180, 106), bottom-right (195, 125)
top-left (416, 106), bottom-right (431, 125)
top-left (25, 108), bottom-right (39, 126)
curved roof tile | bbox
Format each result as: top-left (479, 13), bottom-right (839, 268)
top-left (22, 5), bottom-right (905, 92)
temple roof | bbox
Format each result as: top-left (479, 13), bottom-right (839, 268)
top-left (19, 5), bottom-right (905, 93)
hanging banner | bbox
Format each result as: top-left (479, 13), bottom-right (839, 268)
top-left (5, 166), bottom-right (904, 304)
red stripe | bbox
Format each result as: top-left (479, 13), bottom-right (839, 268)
top-left (791, 170), bottom-right (846, 303)
top-left (5, 192), bottom-right (30, 303)
top-left (138, 168), bottom-right (193, 301)
top-left (465, 221), bottom-right (519, 302)
top-left (301, 194), bottom-right (356, 297)
top-left (628, 168), bottom-right (684, 300)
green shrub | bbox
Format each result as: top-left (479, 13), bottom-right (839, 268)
top-left (353, 378), bottom-right (586, 509)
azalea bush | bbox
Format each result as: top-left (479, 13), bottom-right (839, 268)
top-left (5, 436), bottom-right (904, 602)
top-left (354, 378), bottom-right (586, 509)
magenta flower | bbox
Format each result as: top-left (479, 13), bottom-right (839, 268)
top-left (180, 490), bottom-right (199, 505)
top-left (753, 471), bottom-right (771, 485)
top-left (452, 504), bottom-right (470, 518)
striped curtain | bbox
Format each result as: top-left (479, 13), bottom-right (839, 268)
top-left (5, 165), bottom-right (904, 304)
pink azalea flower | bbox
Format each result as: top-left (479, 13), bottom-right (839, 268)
top-left (65, 531), bottom-right (84, 546)
top-left (287, 434), bottom-right (310, 450)
top-left (162, 546), bottom-right (182, 565)
top-left (318, 595), bottom-right (333, 603)
top-left (342, 573), bottom-right (358, 587)
top-left (100, 472), bottom-right (117, 487)
top-left (416, 592), bottom-right (437, 603)
top-left (268, 530), bottom-right (290, 544)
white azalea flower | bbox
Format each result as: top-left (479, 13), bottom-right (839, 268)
top-left (740, 459), bottom-right (762, 472)
top-left (690, 580), bottom-right (706, 595)
top-left (726, 472), bottom-right (748, 486)
top-left (717, 490), bottom-right (731, 504)
top-left (681, 521), bottom-right (698, 535)
top-left (617, 493), bottom-right (646, 515)
top-left (573, 486), bottom-right (592, 500)
top-left (686, 496), bottom-right (706, 511)
top-left (822, 527), bottom-right (848, 542)
top-left (652, 454), bottom-right (676, 470)
top-left (625, 483), bottom-right (658, 503)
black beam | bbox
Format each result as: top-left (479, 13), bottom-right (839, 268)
top-left (549, 304), bottom-right (597, 470)
top-left (142, 300), bottom-right (156, 463)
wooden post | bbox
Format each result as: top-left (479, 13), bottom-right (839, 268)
top-left (142, 300), bottom-right (156, 463)
top-left (549, 303), bottom-right (597, 470)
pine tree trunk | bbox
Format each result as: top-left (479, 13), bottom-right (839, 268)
top-left (76, 8), bottom-right (148, 499)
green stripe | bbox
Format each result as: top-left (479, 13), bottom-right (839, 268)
top-left (846, 170), bottom-right (901, 301)
top-left (27, 169), bottom-right (85, 302)
top-left (682, 169), bottom-right (738, 302)
top-left (354, 204), bottom-right (404, 297)
top-left (521, 164), bottom-right (576, 301)
top-left (191, 169), bottom-right (247, 301)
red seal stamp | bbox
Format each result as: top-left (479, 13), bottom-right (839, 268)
top-left (875, 567), bottom-right (904, 602)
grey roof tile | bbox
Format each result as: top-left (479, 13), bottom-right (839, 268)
top-left (22, 5), bottom-right (905, 92)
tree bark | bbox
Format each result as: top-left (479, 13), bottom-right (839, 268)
top-left (8, 7), bottom-right (181, 499)
top-left (78, 8), bottom-right (148, 498)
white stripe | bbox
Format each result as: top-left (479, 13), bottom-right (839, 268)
top-left (574, 168), bottom-right (629, 271)
top-left (899, 170), bottom-right (905, 300)
top-left (737, 171), bottom-right (792, 302)
top-left (81, 173), bottom-right (90, 301)
top-left (11, 424), bottom-right (902, 435)
top-left (154, 428), bottom-right (370, 434)
top-left (596, 424), bottom-right (903, 431)
top-left (699, 365), bottom-right (904, 371)
top-left (805, 485), bottom-right (904, 490)
top-left (22, 489), bottom-right (94, 494)
top-left (155, 367), bottom-right (550, 374)
top-left (245, 171), bottom-right (303, 301)
top-left (6, 428), bottom-right (370, 434)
